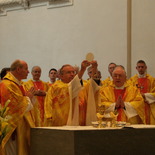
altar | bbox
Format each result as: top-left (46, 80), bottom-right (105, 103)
top-left (30, 125), bottom-right (155, 155)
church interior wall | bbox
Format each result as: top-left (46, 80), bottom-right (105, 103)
top-left (0, 0), bottom-right (154, 81)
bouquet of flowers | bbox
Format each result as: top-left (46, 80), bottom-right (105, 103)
top-left (0, 100), bottom-right (12, 144)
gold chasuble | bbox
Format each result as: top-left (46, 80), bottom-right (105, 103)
top-left (100, 83), bottom-right (145, 124)
top-left (44, 80), bottom-right (70, 126)
top-left (78, 79), bottom-right (98, 126)
top-left (102, 77), bottom-right (112, 87)
top-left (129, 74), bottom-right (155, 92)
top-left (0, 72), bottom-right (35, 155)
top-left (44, 75), bottom-right (82, 126)
top-left (24, 80), bottom-right (49, 127)
top-left (138, 78), bottom-right (150, 124)
top-left (129, 74), bottom-right (155, 124)
top-left (78, 88), bottom-right (87, 126)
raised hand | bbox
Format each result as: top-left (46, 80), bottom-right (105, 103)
top-left (81, 60), bottom-right (91, 70)
top-left (91, 60), bottom-right (98, 69)
top-left (78, 60), bottom-right (91, 79)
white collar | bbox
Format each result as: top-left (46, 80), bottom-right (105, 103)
top-left (115, 85), bottom-right (125, 89)
top-left (138, 72), bottom-right (147, 78)
top-left (32, 79), bottom-right (40, 82)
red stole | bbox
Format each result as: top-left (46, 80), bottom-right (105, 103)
top-left (137, 78), bottom-right (148, 93)
top-left (33, 81), bottom-right (44, 90)
top-left (19, 85), bottom-right (26, 96)
top-left (114, 88), bottom-right (126, 121)
top-left (33, 81), bottom-right (45, 123)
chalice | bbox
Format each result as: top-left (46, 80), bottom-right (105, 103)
top-left (96, 105), bottom-right (105, 128)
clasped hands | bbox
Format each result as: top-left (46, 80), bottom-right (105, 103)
top-left (115, 95), bottom-right (125, 109)
top-left (26, 87), bottom-right (46, 101)
top-left (34, 89), bottom-right (46, 96)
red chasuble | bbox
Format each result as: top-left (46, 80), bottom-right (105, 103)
top-left (114, 88), bottom-right (126, 121)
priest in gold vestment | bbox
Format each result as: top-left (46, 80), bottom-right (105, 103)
top-left (100, 65), bottom-right (145, 124)
top-left (44, 60), bottom-right (97, 126)
top-left (0, 60), bottom-right (35, 155)
top-left (24, 66), bottom-right (49, 127)
top-left (129, 60), bottom-right (155, 124)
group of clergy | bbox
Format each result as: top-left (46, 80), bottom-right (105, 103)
top-left (24, 59), bottom-right (155, 127)
top-left (1, 59), bottom-right (155, 155)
